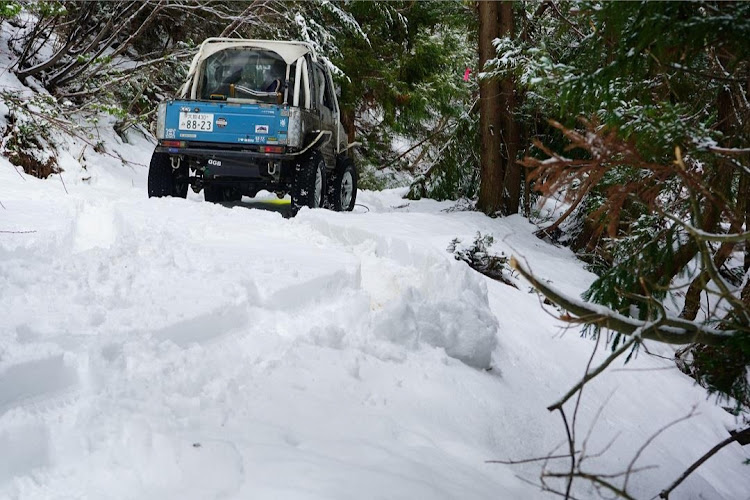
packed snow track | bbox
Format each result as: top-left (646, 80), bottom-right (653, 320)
top-left (1, 129), bottom-right (748, 499)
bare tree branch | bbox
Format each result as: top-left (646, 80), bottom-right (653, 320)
top-left (708, 146), bottom-right (750, 155)
top-left (486, 451), bottom-right (580, 465)
top-left (659, 426), bottom-right (750, 499)
top-left (548, 336), bottom-right (639, 412)
top-left (623, 409), bottom-right (697, 491)
top-left (510, 257), bottom-right (738, 346)
top-left (665, 213), bottom-right (750, 244)
top-left (544, 472), bottom-right (637, 500)
top-left (219, 0), bottom-right (264, 37)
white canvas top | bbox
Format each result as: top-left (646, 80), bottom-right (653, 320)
top-left (194, 38), bottom-right (316, 65)
top-left (180, 38), bottom-right (317, 98)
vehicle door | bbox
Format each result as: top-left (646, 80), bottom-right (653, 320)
top-left (311, 61), bottom-right (337, 167)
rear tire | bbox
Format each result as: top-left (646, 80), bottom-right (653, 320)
top-left (291, 151), bottom-right (326, 215)
top-left (328, 156), bottom-right (357, 211)
top-left (148, 152), bottom-right (187, 198)
top-left (227, 189), bottom-right (242, 202)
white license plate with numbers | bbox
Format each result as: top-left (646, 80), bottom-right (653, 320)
top-left (179, 112), bottom-right (214, 132)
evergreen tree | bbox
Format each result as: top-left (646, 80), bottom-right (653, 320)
top-left (490, 1), bottom-right (750, 409)
top-left (329, 1), bottom-right (476, 193)
top-left (477, 0), bottom-right (520, 216)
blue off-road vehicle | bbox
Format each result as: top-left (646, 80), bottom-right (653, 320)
top-left (148, 38), bottom-right (357, 213)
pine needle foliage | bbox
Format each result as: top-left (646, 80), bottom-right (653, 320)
top-left (449, 233), bottom-right (517, 288)
top-left (331, 1), bottom-right (476, 192)
top-left (496, 1), bottom-right (750, 407)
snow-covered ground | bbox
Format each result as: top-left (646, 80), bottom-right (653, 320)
top-left (0, 30), bottom-right (748, 497)
top-left (1, 117), bottom-right (749, 500)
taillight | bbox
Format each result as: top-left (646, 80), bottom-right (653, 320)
top-left (161, 140), bottom-right (184, 148)
top-left (260, 145), bottom-right (284, 154)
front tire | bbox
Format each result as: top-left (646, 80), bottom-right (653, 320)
top-left (291, 151), bottom-right (326, 215)
top-left (148, 152), bottom-right (188, 198)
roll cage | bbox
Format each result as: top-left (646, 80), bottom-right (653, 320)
top-left (179, 38), bottom-right (339, 117)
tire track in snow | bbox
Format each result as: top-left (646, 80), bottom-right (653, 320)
top-left (0, 196), bottom-right (498, 497)
top-left (150, 304), bottom-right (250, 347)
top-left (0, 355), bottom-right (78, 415)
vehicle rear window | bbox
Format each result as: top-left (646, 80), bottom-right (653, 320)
top-left (199, 48), bottom-right (286, 102)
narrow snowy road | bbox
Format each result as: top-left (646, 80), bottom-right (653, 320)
top-left (1, 129), bottom-right (749, 499)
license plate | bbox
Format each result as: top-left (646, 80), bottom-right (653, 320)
top-left (179, 112), bottom-right (214, 132)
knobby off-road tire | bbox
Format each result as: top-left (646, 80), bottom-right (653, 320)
top-left (291, 150), bottom-right (326, 215)
top-left (327, 155), bottom-right (357, 211)
top-left (148, 152), bottom-right (188, 198)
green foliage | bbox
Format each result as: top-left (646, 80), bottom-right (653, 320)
top-left (356, 163), bottom-right (389, 192)
top-left (25, 1), bottom-right (66, 17)
top-left (0, 1), bottom-right (63, 19)
top-left (690, 336), bottom-right (750, 410)
top-left (89, 103), bottom-right (127, 120)
top-left (510, 1), bottom-right (750, 406)
top-left (584, 213), bottom-right (682, 315)
top-left (417, 111), bottom-right (480, 201)
top-left (1, 92), bottom-right (58, 178)
top-left (0, 1), bottom-right (21, 18)
top-left (448, 233), bottom-right (517, 287)
top-left (330, 1), bottom-right (476, 194)
top-left (487, 1), bottom-right (749, 161)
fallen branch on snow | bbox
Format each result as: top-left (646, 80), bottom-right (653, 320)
top-left (509, 256), bottom-right (735, 346)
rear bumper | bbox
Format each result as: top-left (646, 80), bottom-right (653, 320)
top-left (156, 143), bottom-right (293, 180)
top-left (155, 145), bottom-right (290, 161)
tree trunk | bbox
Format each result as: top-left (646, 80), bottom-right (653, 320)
top-left (680, 241), bottom-right (737, 320)
top-left (341, 107), bottom-right (356, 144)
top-left (476, 0), bottom-right (504, 216)
top-left (742, 272), bottom-right (750, 311)
top-left (746, 76), bottom-right (750, 273)
top-left (743, 170), bottom-right (750, 273)
top-left (678, 50), bottom-right (747, 321)
top-left (654, 60), bottom-right (738, 288)
top-left (499, 1), bottom-right (521, 215)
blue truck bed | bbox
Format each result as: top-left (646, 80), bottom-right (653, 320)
top-left (161, 100), bottom-right (290, 147)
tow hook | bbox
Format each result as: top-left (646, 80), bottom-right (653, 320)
top-left (170, 156), bottom-right (181, 170)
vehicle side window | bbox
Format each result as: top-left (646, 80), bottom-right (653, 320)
top-left (312, 63), bottom-right (334, 112)
top-left (323, 71), bottom-right (336, 111)
top-left (290, 61), bottom-right (308, 107)
top-left (312, 64), bottom-right (325, 110)
top-left (288, 62), bottom-right (296, 101)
